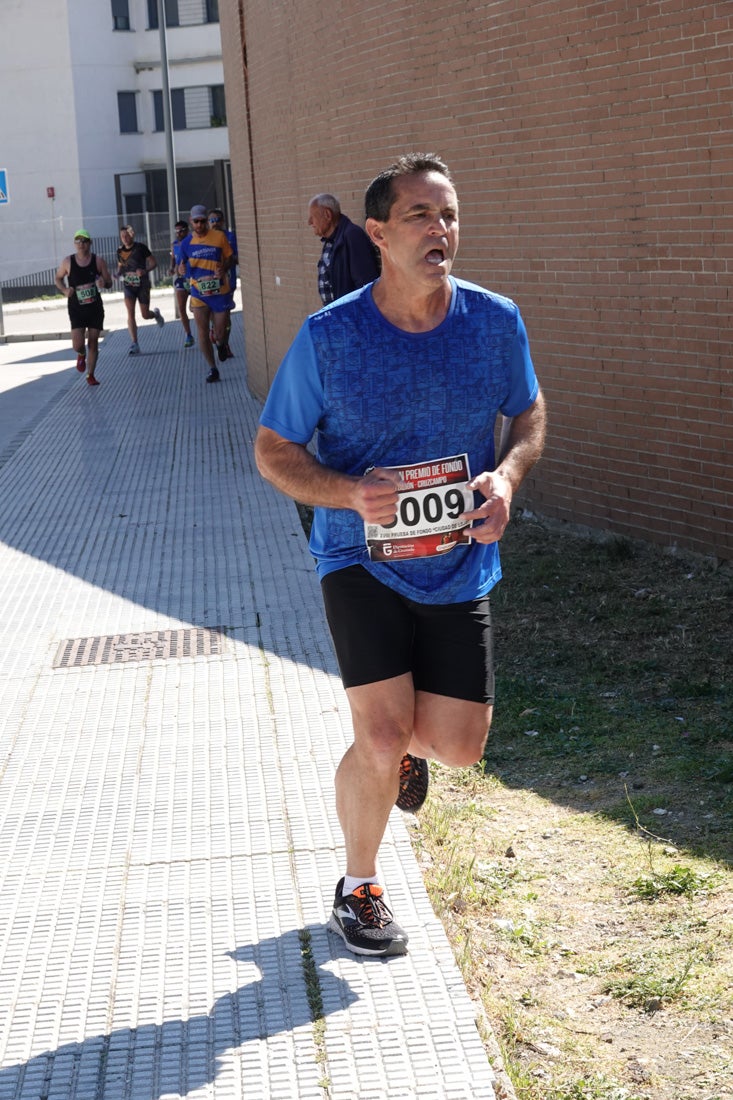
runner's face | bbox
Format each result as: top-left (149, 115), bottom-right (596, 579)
top-left (120, 229), bottom-right (134, 247)
top-left (191, 217), bottom-right (207, 236)
top-left (369, 171), bottom-right (459, 288)
top-left (74, 237), bottom-right (91, 255)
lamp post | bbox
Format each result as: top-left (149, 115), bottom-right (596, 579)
top-left (158, 0), bottom-right (179, 255)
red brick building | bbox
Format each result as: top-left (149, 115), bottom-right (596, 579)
top-left (221, 1), bottom-right (732, 561)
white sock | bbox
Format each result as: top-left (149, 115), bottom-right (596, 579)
top-left (343, 874), bottom-right (380, 896)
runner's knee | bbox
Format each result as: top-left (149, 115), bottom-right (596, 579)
top-left (351, 717), bottom-right (412, 772)
top-left (415, 708), bottom-right (491, 768)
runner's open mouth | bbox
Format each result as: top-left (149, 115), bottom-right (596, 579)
top-left (425, 248), bottom-right (445, 265)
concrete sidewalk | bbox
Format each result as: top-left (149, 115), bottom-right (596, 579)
top-left (0, 307), bottom-right (501, 1099)
top-left (0, 287), bottom-right (186, 343)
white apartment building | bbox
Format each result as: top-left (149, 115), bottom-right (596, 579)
top-left (0, 0), bottom-right (231, 287)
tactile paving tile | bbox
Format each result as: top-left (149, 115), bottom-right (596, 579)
top-left (0, 319), bottom-right (497, 1098)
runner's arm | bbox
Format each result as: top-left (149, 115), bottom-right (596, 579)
top-left (96, 257), bottom-right (113, 290)
top-left (494, 388), bottom-right (547, 492)
top-left (54, 258), bottom-right (72, 298)
top-left (216, 237), bottom-right (234, 278)
top-left (255, 426), bottom-right (400, 525)
top-left (176, 242), bottom-right (189, 278)
top-left (464, 389), bottom-right (547, 544)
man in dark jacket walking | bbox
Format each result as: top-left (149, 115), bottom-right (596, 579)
top-left (308, 193), bottom-right (380, 304)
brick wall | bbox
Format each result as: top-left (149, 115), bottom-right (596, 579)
top-left (221, 0), bottom-right (732, 561)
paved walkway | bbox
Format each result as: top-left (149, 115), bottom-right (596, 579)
top-left (0, 294), bottom-right (500, 1099)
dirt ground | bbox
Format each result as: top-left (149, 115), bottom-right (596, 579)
top-left (413, 777), bottom-right (731, 1100)
top-left (410, 515), bottom-right (732, 1100)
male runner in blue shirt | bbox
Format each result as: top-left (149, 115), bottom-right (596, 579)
top-left (256, 154), bottom-right (547, 957)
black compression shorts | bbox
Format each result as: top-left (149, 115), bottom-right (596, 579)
top-left (122, 277), bottom-right (151, 306)
top-left (68, 298), bottom-right (104, 332)
top-left (321, 564), bottom-right (495, 704)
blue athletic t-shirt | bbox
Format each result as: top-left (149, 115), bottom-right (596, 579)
top-left (260, 276), bottom-right (539, 604)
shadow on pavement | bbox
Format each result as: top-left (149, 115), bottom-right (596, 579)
top-left (0, 316), bottom-right (331, 666)
top-left (0, 929), bottom-right (356, 1100)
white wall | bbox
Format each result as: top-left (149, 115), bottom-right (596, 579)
top-left (0, 0), bottom-right (229, 281)
top-left (0, 0), bottom-right (81, 278)
top-left (68, 0), bottom-right (137, 239)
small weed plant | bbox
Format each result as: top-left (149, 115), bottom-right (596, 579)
top-left (603, 949), bottom-right (698, 1010)
top-left (631, 863), bottom-right (720, 900)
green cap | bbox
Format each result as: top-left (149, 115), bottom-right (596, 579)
top-left (74, 229), bottom-right (91, 241)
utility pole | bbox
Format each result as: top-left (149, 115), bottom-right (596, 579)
top-left (158, 0), bottom-right (179, 253)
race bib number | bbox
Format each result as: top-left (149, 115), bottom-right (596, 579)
top-left (197, 277), bottom-right (220, 295)
top-left (76, 283), bottom-right (97, 304)
top-left (364, 454), bottom-right (473, 562)
top-left (123, 273), bottom-right (141, 287)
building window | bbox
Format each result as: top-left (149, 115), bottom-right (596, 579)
top-left (153, 85), bottom-right (226, 130)
top-left (148, 0), bottom-right (218, 27)
top-left (112, 0), bottom-right (131, 30)
top-left (153, 89), bottom-right (187, 131)
top-left (117, 92), bottom-right (139, 133)
top-left (210, 85), bottom-right (226, 126)
top-left (147, 0), bottom-right (179, 28)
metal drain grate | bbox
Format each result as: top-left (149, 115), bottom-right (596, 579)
top-left (54, 627), bottom-right (230, 669)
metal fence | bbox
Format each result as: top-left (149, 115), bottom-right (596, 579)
top-left (0, 216), bottom-right (176, 303)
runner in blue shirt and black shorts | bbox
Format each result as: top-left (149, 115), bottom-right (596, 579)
top-left (256, 154), bottom-right (547, 957)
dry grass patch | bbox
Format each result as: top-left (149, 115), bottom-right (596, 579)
top-left (410, 514), bottom-right (732, 1100)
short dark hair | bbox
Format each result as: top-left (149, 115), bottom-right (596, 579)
top-left (365, 153), bottom-right (453, 222)
top-left (174, 220), bottom-right (189, 231)
top-left (208, 208), bottom-right (225, 220)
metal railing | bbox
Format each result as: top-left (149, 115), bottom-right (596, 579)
top-left (0, 224), bottom-right (175, 304)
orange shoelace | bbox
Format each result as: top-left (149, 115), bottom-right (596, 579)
top-left (350, 883), bottom-right (391, 927)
